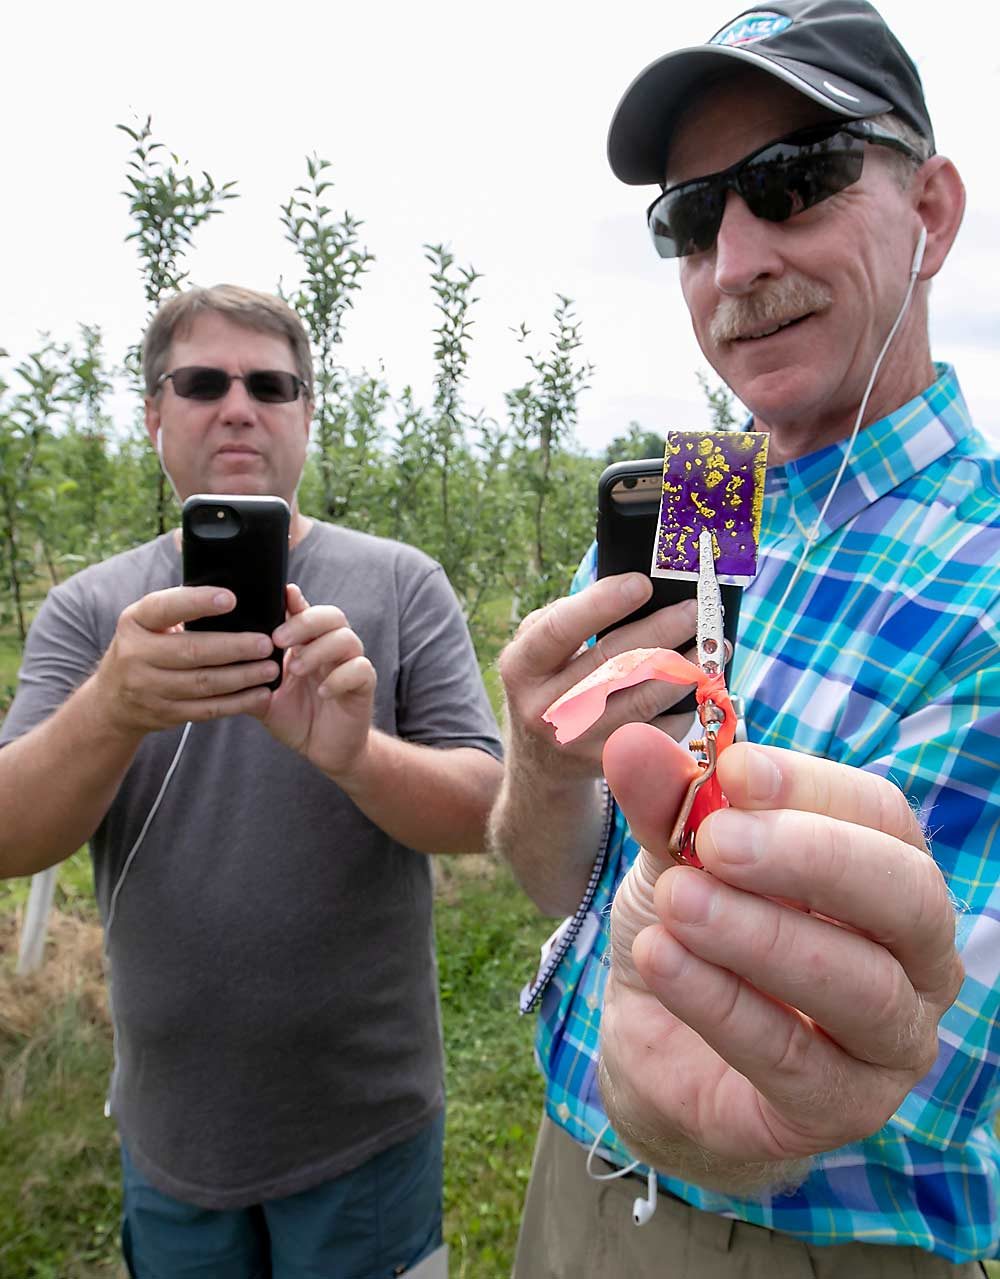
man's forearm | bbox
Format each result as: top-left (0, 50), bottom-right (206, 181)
top-left (0, 675), bottom-right (144, 878)
top-left (333, 733), bottom-right (503, 855)
top-left (487, 726), bottom-right (606, 916)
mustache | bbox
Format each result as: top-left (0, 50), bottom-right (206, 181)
top-left (709, 277), bottom-right (833, 344)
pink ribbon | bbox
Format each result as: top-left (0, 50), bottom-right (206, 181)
top-left (543, 647), bottom-right (736, 846)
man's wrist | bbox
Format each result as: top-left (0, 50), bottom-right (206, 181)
top-left (325, 729), bottom-right (379, 796)
top-left (79, 667), bottom-right (149, 751)
top-left (503, 715), bottom-right (600, 792)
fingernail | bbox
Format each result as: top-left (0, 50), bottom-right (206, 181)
top-left (622, 574), bottom-right (649, 604)
top-left (256, 636), bottom-right (272, 657)
top-left (273, 625), bottom-right (290, 645)
top-left (680, 598), bottom-right (698, 624)
top-left (668, 871), bottom-right (717, 923)
top-left (213, 591), bottom-right (234, 610)
top-left (745, 747), bottom-right (781, 802)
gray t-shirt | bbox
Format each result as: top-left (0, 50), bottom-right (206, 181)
top-left (1, 521), bottom-right (502, 1208)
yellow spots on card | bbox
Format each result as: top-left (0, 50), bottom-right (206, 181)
top-left (653, 428), bottom-right (770, 577)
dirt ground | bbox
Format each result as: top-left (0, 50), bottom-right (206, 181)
top-left (0, 908), bottom-right (109, 1041)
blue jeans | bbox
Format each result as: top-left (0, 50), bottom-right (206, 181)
top-left (120, 1112), bottom-right (444, 1279)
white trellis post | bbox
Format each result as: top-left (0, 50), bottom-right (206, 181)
top-left (16, 866), bottom-right (58, 974)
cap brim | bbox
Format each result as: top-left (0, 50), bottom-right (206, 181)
top-left (607, 44), bottom-right (893, 185)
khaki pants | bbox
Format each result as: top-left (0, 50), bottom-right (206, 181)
top-left (512, 1116), bottom-right (988, 1279)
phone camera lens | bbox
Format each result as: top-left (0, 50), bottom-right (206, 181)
top-left (622, 477), bottom-right (638, 490)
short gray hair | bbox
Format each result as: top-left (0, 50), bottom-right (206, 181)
top-left (868, 110), bottom-right (934, 186)
top-left (142, 285), bottom-right (314, 399)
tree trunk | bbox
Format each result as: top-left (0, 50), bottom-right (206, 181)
top-left (3, 517), bottom-right (26, 642)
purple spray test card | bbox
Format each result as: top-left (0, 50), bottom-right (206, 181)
top-left (652, 430), bottom-right (769, 584)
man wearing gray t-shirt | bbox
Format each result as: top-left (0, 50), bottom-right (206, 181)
top-left (0, 284), bottom-right (503, 1278)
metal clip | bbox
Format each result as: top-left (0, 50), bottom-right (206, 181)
top-left (667, 701), bottom-right (724, 865)
top-left (667, 529), bottom-right (728, 867)
top-left (696, 528), bottom-right (724, 677)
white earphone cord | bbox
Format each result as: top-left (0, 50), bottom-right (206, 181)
top-left (105, 720), bottom-right (192, 937)
top-left (586, 1120), bottom-right (659, 1226)
top-left (738, 226), bottom-right (926, 702)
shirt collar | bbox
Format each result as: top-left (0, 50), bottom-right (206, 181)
top-left (761, 364), bottom-right (972, 540)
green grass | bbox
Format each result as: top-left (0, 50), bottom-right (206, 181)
top-left (0, 998), bottom-right (123, 1278)
top-left (0, 854), bottom-right (551, 1278)
top-left (436, 859), bottom-right (549, 1274)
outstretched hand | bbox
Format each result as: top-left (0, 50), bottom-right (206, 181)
top-left (599, 723), bottom-right (964, 1188)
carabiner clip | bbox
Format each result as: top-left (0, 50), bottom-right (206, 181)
top-left (667, 699), bottom-right (725, 867)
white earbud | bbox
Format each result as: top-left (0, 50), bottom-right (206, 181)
top-left (632, 1169), bottom-right (658, 1226)
top-left (910, 224), bottom-right (927, 277)
top-left (154, 428), bottom-right (180, 500)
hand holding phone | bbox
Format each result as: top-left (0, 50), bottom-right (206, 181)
top-left (182, 494), bottom-right (290, 690)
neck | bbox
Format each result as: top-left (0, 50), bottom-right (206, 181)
top-left (289, 507), bottom-right (312, 547)
top-left (760, 309), bottom-right (935, 467)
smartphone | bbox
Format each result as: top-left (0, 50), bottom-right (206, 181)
top-left (181, 494), bottom-right (290, 691)
top-left (596, 458), bottom-right (741, 714)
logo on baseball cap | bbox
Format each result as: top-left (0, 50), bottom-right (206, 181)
top-left (712, 12), bottom-right (794, 45)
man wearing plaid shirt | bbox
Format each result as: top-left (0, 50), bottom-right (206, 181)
top-left (490, 2), bottom-right (997, 1276)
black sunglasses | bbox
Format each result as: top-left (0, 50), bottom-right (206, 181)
top-left (157, 366), bottom-right (307, 404)
top-left (647, 120), bottom-right (924, 259)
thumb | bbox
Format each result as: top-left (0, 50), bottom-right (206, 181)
top-left (603, 721), bottom-right (699, 863)
top-left (284, 582), bottom-right (309, 618)
top-left (603, 723), bottom-right (700, 985)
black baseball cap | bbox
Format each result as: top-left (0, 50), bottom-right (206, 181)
top-left (608, 0), bottom-right (934, 185)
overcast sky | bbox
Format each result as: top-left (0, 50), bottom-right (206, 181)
top-left (3, 0), bottom-right (997, 454)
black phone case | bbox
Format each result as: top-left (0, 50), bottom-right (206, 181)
top-left (596, 458), bottom-right (741, 714)
top-left (181, 494), bottom-right (290, 691)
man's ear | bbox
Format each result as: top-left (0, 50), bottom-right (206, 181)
top-left (911, 155), bottom-right (966, 281)
top-left (144, 396), bottom-right (161, 454)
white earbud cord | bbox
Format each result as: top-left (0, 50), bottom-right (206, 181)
top-left (586, 1119), bottom-right (641, 1180)
top-left (737, 231), bottom-right (925, 704)
top-left (585, 1121), bottom-right (660, 1226)
top-left (105, 720), bottom-right (192, 938)
top-left (103, 719), bottom-right (192, 1122)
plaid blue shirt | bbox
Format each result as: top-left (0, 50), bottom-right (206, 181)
top-left (533, 366), bottom-right (1000, 1262)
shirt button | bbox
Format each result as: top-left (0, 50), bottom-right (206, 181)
top-left (586, 994), bottom-right (599, 1012)
top-left (558, 1103), bottom-right (570, 1121)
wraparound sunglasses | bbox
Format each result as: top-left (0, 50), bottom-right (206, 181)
top-left (156, 366), bottom-right (307, 403)
top-left (647, 120), bottom-right (924, 259)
